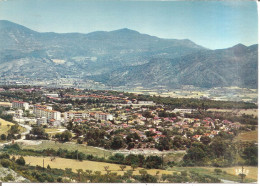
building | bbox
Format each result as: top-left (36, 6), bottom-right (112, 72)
top-left (15, 109), bottom-right (23, 118)
top-left (95, 113), bottom-right (113, 121)
top-left (64, 111), bottom-right (90, 121)
top-left (34, 105), bottom-right (60, 122)
top-left (137, 101), bottom-right (155, 105)
top-left (44, 93), bottom-right (59, 98)
top-left (12, 101), bottom-right (29, 110)
top-left (37, 117), bottom-right (47, 126)
top-left (0, 102), bottom-right (12, 108)
top-left (173, 108), bottom-right (196, 114)
top-left (33, 105), bottom-right (52, 114)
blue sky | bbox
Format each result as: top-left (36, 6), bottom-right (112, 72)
top-left (0, 0), bottom-right (258, 49)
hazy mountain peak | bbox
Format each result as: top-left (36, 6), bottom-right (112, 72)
top-left (110, 28), bottom-right (140, 34)
top-left (232, 43), bottom-right (247, 49)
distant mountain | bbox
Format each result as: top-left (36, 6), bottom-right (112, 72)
top-left (0, 20), bottom-right (257, 89)
top-left (91, 44), bottom-right (258, 89)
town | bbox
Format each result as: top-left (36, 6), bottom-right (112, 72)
top-left (0, 86), bottom-right (258, 183)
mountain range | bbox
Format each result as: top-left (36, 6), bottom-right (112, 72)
top-left (0, 20), bottom-right (258, 89)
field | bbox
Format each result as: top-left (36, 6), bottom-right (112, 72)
top-left (204, 166), bottom-right (258, 181)
top-left (19, 155), bottom-right (174, 176)
top-left (170, 166), bottom-right (258, 183)
top-left (234, 130), bottom-right (258, 142)
top-left (0, 118), bottom-right (15, 135)
top-left (207, 109), bottom-right (258, 117)
top-left (21, 140), bottom-right (113, 158)
top-left (45, 128), bottom-right (67, 137)
top-left (0, 118), bottom-right (25, 135)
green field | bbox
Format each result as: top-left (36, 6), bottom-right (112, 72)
top-left (21, 140), bottom-right (113, 158)
top-left (169, 166), bottom-right (257, 183)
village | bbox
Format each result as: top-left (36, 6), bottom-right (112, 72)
top-left (0, 87), bottom-right (244, 152)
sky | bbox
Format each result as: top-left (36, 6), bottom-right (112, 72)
top-left (0, 0), bottom-right (258, 49)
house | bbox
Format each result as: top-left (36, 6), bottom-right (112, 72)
top-left (34, 105), bottom-right (61, 122)
top-left (95, 113), bottom-right (113, 121)
top-left (192, 135), bottom-right (202, 141)
top-left (64, 111), bottom-right (89, 121)
top-left (12, 101), bottom-right (29, 110)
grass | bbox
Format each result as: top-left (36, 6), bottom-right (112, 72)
top-left (204, 166), bottom-right (258, 181)
top-left (234, 130), bottom-right (258, 142)
top-left (0, 118), bottom-right (15, 135)
top-left (18, 155), bottom-right (174, 176)
top-left (0, 118), bottom-right (26, 135)
top-left (169, 166), bottom-right (257, 183)
top-left (21, 140), bottom-right (113, 158)
top-left (164, 152), bottom-right (186, 163)
top-left (207, 109), bottom-right (258, 117)
top-left (44, 128), bottom-right (65, 137)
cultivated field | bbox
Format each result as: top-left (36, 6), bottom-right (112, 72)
top-left (207, 109), bottom-right (258, 117)
top-left (19, 155), bottom-right (174, 176)
top-left (234, 130), bottom-right (258, 142)
top-left (204, 166), bottom-right (258, 181)
top-left (21, 140), bottom-right (113, 158)
top-left (170, 166), bottom-right (258, 182)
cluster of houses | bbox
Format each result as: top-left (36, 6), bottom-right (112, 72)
top-left (0, 89), bottom-right (243, 150)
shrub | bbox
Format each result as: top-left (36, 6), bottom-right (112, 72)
top-left (0, 153), bottom-right (10, 159)
top-left (214, 168), bottom-right (222, 175)
top-left (1, 159), bottom-right (11, 168)
top-left (16, 156), bottom-right (26, 166)
top-left (1, 134), bottom-right (7, 140)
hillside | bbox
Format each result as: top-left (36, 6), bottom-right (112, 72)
top-left (0, 20), bottom-right (257, 89)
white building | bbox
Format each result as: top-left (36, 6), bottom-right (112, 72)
top-left (37, 117), bottom-right (47, 126)
top-left (34, 105), bottom-right (60, 122)
top-left (173, 108), bottom-right (196, 114)
top-left (0, 102), bottom-right (12, 108)
top-left (95, 113), bottom-right (113, 121)
top-left (44, 93), bottom-right (59, 98)
top-left (15, 109), bottom-right (23, 118)
top-left (137, 101), bottom-right (155, 105)
top-left (33, 105), bottom-right (52, 114)
top-left (64, 111), bottom-right (89, 121)
top-left (12, 101), bottom-right (29, 110)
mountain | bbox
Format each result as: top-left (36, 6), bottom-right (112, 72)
top-left (91, 43), bottom-right (258, 89)
top-left (0, 20), bottom-right (257, 89)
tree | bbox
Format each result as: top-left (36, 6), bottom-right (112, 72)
top-left (127, 142), bottom-right (135, 150)
top-left (131, 163), bottom-right (138, 171)
top-left (210, 138), bottom-right (228, 158)
top-left (183, 143), bottom-right (209, 166)
top-left (61, 130), bottom-right (72, 142)
top-left (242, 144), bottom-right (258, 166)
top-left (214, 168), bottom-right (222, 175)
top-left (119, 165), bottom-right (126, 171)
top-left (145, 156), bottom-right (162, 169)
top-left (16, 156), bottom-right (25, 165)
top-left (76, 169), bottom-right (83, 182)
top-left (111, 136), bottom-right (124, 150)
top-left (8, 125), bottom-right (20, 135)
top-left (1, 134), bottom-right (7, 140)
top-left (65, 168), bottom-right (73, 179)
top-left (200, 136), bottom-right (211, 145)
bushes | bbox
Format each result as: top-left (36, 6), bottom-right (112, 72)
top-left (0, 153), bottom-right (10, 159)
top-left (214, 168), bottom-right (222, 175)
top-left (1, 159), bottom-right (12, 168)
top-left (16, 156), bottom-right (26, 165)
top-left (1, 134), bottom-right (7, 140)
